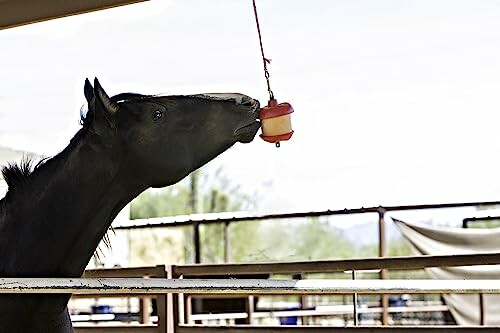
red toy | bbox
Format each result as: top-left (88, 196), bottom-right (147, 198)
top-left (259, 99), bottom-right (294, 145)
top-left (252, 0), bottom-right (294, 147)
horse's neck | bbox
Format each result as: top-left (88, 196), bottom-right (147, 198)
top-left (1, 136), bottom-right (144, 278)
top-left (0, 135), bottom-right (145, 331)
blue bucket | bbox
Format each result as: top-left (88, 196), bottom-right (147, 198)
top-left (279, 306), bottom-right (300, 325)
top-left (91, 305), bottom-right (112, 314)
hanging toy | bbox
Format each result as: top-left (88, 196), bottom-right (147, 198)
top-left (252, 0), bottom-right (294, 148)
top-left (259, 99), bottom-right (294, 146)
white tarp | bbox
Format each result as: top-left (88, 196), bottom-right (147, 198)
top-left (392, 218), bottom-right (500, 325)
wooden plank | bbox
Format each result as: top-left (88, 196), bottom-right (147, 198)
top-left (71, 293), bottom-right (157, 299)
top-left (181, 326), bottom-right (496, 333)
top-left (1, 278), bottom-right (500, 295)
top-left (84, 266), bottom-right (161, 278)
top-left (0, 0), bottom-right (146, 30)
top-left (74, 325), bottom-right (157, 333)
top-left (173, 252), bottom-right (500, 276)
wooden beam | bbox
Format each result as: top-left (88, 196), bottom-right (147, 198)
top-left (173, 252), bottom-right (500, 276)
top-left (0, 0), bottom-right (146, 30)
top-left (74, 325), bottom-right (157, 333)
top-left (84, 266), bottom-right (162, 278)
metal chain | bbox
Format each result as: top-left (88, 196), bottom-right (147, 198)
top-left (253, 0), bottom-right (275, 101)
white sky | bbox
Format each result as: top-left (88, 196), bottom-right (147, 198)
top-left (2, 0), bottom-right (500, 221)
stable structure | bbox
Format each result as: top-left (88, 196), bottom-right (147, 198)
top-left (3, 2), bottom-right (500, 332)
top-left (0, 0), bottom-right (145, 29)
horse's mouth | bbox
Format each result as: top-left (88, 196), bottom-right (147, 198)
top-left (235, 121), bottom-right (261, 143)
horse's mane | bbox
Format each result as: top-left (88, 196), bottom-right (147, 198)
top-left (1, 157), bottom-right (48, 195)
top-left (3, 92), bottom-right (153, 193)
top-left (0, 91), bottom-right (157, 262)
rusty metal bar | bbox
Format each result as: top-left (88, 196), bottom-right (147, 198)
top-left (116, 200), bottom-right (500, 230)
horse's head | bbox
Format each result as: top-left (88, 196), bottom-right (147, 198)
top-left (83, 78), bottom-right (260, 187)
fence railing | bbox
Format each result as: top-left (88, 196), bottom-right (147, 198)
top-left (33, 251), bottom-right (489, 332)
top-left (2, 278), bottom-right (499, 295)
top-left (0, 254), bottom-right (492, 331)
top-left (114, 200), bottom-right (500, 325)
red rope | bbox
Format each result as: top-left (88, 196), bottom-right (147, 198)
top-left (252, 0), bottom-right (274, 100)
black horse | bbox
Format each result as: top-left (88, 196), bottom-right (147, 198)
top-left (0, 78), bottom-right (260, 333)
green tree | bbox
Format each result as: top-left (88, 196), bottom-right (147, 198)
top-left (255, 217), bottom-right (354, 262)
top-left (129, 166), bottom-right (261, 264)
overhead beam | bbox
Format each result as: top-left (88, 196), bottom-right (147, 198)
top-left (0, 0), bottom-right (147, 30)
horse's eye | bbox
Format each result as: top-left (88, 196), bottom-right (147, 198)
top-left (152, 110), bottom-right (163, 121)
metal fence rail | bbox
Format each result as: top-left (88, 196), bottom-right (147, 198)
top-left (114, 200), bottom-right (500, 230)
top-left (1, 278), bottom-right (500, 295)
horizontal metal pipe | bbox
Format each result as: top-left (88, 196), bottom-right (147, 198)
top-left (0, 278), bottom-right (499, 295)
top-left (116, 200), bottom-right (500, 230)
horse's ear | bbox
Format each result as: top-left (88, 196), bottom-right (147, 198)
top-left (84, 78), bottom-right (94, 104)
top-left (94, 78), bottom-right (118, 114)
top-left (91, 78), bottom-right (118, 136)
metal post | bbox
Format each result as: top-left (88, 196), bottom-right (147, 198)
top-left (193, 223), bottom-right (201, 264)
top-left (190, 171), bottom-right (201, 264)
top-left (224, 222), bottom-right (231, 263)
top-left (189, 172), bottom-right (202, 323)
top-left (352, 270), bottom-right (358, 326)
top-left (480, 293), bottom-right (485, 325)
top-left (378, 208), bottom-right (389, 325)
